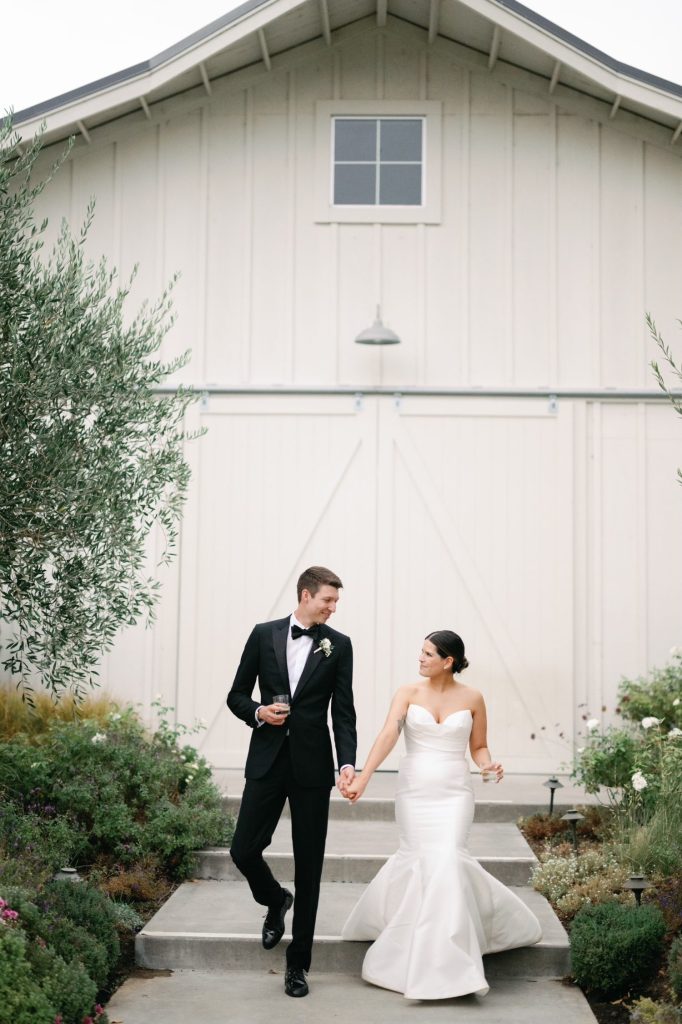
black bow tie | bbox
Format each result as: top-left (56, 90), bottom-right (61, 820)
top-left (291, 624), bottom-right (319, 641)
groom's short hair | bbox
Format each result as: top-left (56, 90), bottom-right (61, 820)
top-left (297, 566), bottom-right (343, 600)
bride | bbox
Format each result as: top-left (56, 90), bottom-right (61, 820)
top-left (340, 630), bottom-right (542, 1000)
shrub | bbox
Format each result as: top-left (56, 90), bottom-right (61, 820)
top-left (39, 915), bottom-right (109, 990)
top-left (669, 934), bottom-right (682, 1003)
top-left (0, 925), bottom-right (56, 1024)
top-left (28, 940), bottom-right (98, 1024)
top-left (570, 902), bottom-right (666, 998)
top-left (0, 800), bottom-right (83, 881)
top-left (644, 875), bottom-right (682, 938)
top-left (39, 880), bottom-right (120, 965)
top-left (572, 727), bottom-right (639, 793)
top-left (520, 806), bottom-right (609, 849)
top-left (0, 706), bottom-right (231, 880)
top-left (109, 901), bottom-right (144, 933)
top-left (95, 858), bottom-right (173, 906)
top-left (618, 654), bottom-right (682, 730)
top-left (630, 997), bottom-right (682, 1023)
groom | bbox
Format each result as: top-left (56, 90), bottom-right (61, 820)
top-left (227, 566), bottom-right (357, 998)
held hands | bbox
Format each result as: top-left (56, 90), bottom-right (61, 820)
top-left (479, 761), bottom-right (504, 783)
top-left (257, 702), bottom-right (290, 726)
top-left (342, 773), bottom-right (368, 803)
top-left (336, 765), bottom-right (356, 797)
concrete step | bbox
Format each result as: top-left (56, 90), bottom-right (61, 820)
top-left (136, 880), bottom-right (569, 979)
top-left (197, 821), bottom-right (537, 886)
top-left (197, 849), bottom-right (533, 886)
top-left (222, 794), bottom-right (581, 823)
top-left (107, 970), bottom-right (597, 1024)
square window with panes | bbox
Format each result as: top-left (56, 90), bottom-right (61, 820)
top-left (332, 117), bottom-right (424, 206)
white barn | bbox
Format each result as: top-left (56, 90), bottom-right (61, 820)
top-left (14, 0), bottom-right (682, 773)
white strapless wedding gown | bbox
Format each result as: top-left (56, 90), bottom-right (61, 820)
top-left (341, 704), bottom-right (542, 1000)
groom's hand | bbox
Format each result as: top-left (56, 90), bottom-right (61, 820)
top-left (257, 703), bottom-right (290, 726)
top-left (336, 765), bottom-right (355, 796)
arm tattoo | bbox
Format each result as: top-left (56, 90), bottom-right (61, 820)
top-left (397, 715), bottom-right (406, 735)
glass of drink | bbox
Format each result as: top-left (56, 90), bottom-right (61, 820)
top-left (273, 694), bottom-right (290, 716)
top-left (481, 768), bottom-right (495, 783)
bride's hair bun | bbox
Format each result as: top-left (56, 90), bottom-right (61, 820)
top-left (425, 630), bottom-right (468, 674)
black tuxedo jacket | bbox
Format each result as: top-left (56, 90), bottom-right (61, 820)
top-left (226, 617), bottom-right (356, 788)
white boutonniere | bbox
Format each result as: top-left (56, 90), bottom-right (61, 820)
top-left (314, 637), bottom-right (333, 658)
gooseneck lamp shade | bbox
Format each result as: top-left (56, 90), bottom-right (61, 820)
top-left (354, 306), bottom-right (401, 345)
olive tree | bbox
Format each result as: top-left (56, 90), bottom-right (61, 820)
top-left (0, 118), bottom-right (199, 699)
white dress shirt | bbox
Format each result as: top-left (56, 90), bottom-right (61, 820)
top-left (287, 613), bottom-right (314, 695)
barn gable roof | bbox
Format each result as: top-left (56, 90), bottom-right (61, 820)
top-left (13, 0), bottom-right (682, 147)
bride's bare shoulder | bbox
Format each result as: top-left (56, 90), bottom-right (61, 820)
top-left (459, 684), bottom-right (485, 709)
top-left (394, 682), bottom-right (420, 701)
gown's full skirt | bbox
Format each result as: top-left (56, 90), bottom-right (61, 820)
top-left (341, 705), bottom-right (542, 1000)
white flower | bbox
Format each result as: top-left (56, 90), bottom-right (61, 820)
top-left (631, 771), bottom-right (648, 791)
top-left (314, 638), bottom-right (334, 658)
top-left (30, 762), bottom-right (41, 769)
top-left (576, 747), bottom-right (585, 754)
top-left (586, 718), bottom-right (600, 732)
top-left (198, 718), bottom-right (208, 728)
top-left (91, 732), bottom-right (107, 744)
top-left (641, 716), bottom-right (662, 729)
top-left (155, 693), bottom-right (162, 702)
top-left (668, 728), bottom-right (682, 738)
top-left (670, 646), bottom-right (682, 657)
top-left (673, 698), bottom-right (680, 707)
top-left (110, 713), bottom-right (121, 722)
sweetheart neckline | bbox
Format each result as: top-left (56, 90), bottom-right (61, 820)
top-left (407, 703), bottom-right (473, 726)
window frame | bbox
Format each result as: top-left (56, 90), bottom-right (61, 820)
top-left (314, 100), bottom-right (443, 224)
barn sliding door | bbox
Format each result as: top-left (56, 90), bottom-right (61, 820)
top-left (176, 394), bottom-right (573, 773)
top-left (373, 397), bottom-right (574, 772)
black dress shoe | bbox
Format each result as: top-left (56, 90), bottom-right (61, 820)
top-left (284, 966), bottom-right (309, 997)
top-left (262, 888), bottom-right (293, 950)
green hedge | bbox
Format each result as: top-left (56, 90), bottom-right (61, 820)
top-left (570, 902), bottom-right (666, 999)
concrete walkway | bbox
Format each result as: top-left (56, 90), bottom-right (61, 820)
top-left (108, 970), bottom-right (596, 1024)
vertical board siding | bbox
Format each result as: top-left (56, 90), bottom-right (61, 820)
top-left (159, 112), bottom-right (203, 377)
top-left (468, 72), bottom-right (512, 383)
top-left (556, 114), bottom-right (599, 385)
top-left (643, 144), bottom-right (682, 348)
top-left (118, 131), bottom-right (161, 320)
top-left (204, 96), bottom-right (250, 383)
top-left (599, 129), bottom-right (645, 387)
top-left (425, 55), bottom-right (469, 385)
top-left (644, 405), bottom-right (682, 667)
top-left (512, 94), bottom-right (552, 384)
top-left (33, 22), bottom-right (682, 391)
top-left (293, 57), bottom-right (338, 382)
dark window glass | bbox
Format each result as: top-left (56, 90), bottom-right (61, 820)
top-left (379, 163), bottom-right (422, 205)
top-left (334, 163), bottom-right (377, 205)
top-left (332, 117), bottom-right (424, 206)
top-left (334, 119), bottom-right (376, 162)
top-left (379, 119), bottom-right (422, 162)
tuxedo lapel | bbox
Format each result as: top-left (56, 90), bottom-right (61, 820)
top-left (272, 620), bottom-right (290, 693)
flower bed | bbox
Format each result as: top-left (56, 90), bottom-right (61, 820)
top-left (520, 652), bottom-right (682, 1024)
top-left (0, 690), bottom-right (234, 1022)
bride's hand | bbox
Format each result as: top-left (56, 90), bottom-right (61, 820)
top-left (344, 775), bottom-right (367, 803)
top-left (480, 761), bottom-right (504, 783)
